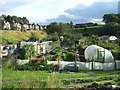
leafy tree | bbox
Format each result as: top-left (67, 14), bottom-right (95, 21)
top-left (47, 22), bottom-right (64, 35)
top-left (88, 35), bottom-right (102, 45)
top-left (5, 15), bottom-right (13, 22)
top-left (103, 14), bottom-right (119, 23)
top-left (22, 17), bottom-right (29, 24)
top-left (12, 15), bottom-right (17, 22)
top-left (104, 22), bottom-right (120, 35)
top-left (103, 13), bottom-right (120, 36)
top-left (1, 14), bottom-right (6, 18)
top-left (1, 14), bottom-right (29, 24)
top-left (21, 44), bottom-right (37, 59)
top-left (70, 21), bottom-right (74, 29)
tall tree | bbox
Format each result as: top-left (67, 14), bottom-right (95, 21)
top-left (103, 14), bottom-right (119, 23)
top-left (70, 21), bottom-right (74, 29)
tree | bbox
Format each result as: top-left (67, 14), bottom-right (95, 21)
top-left (70, 21), bottom-right (74, 29)
top-left (103, 14), bottom-right (119, 23)
top-left (22, 17), bottom-right (29, 24)
top-left (21, 44), bottom-right (37, 59)
top-left (5, 15), bottom-right (13, 22)
top-left (1, 14), bottom-right (6, 18)
top-left (47, 22), bottom-right (64, 35)
top-left (104, 22), bottom-right (120, 35)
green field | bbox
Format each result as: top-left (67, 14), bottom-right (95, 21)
top-left (67, 25), bottom-right (105, 36)
top-left (2, 68), bottom-right (120, 88)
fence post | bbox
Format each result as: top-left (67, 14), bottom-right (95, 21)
top-left (91, 56), bottom-right (94, 71)
top-left (114, 57), bottom-right (117, 70)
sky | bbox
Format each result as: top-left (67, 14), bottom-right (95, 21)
top-left (0, 0), bottom-right (119, 25)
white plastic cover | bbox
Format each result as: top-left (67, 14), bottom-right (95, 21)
top-left (109, 36), bottom-right (117, 41)
top-left (84, 45), bottom-right (114, 63)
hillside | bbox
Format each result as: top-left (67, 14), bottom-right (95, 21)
top-left (0, 30), bottom-right (48, 45)
top-left (68, 25), bottom-right (105, 36)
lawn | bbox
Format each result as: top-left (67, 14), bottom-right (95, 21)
top-left (1, 68), bottom-right (120, 88)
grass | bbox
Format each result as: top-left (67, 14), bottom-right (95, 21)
top-left (0, 30), bottom-right (48, 44)
top-left (69, 25), bottom-right (104, 30)
top-left (1, 68), bottom-right (120, 88)
top-left (2, 68), bottom-right (120, 81)
top-left (67, 25), bottom-right (105, 36)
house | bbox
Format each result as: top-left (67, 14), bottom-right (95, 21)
top-left (40, 41), bottom-right (53, 54)
top-left (3, 21), bottom-right (11, 30)
top-left (0, 17), bottom-right (11, 30)
top-left (39, 25), bottom-right (43, 30)
top-left (23, 24), bottom-right (29, 30)
top-left (43, 26), bottom-right (47, 30)
top-left (20, 41), bottom-right (53, 54)
top-left (32, 23), bottom-right (35, 30)
top-left (17, 23), bottom-right (22, 31)
top-left (14, 23), bottom-right (21, 31)
top-left (35, 24), bottom-right (40, 30)
top-left (20, 41), bottom-right (41, 54)
top-left (28, 24), bottom-right (35, 30)
top-left (28, 24), bottom-right (33, 30)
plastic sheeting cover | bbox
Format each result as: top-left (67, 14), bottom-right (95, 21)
top-left (84, 45), bottom-right (114, 63)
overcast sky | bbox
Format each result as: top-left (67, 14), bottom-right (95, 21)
top-left (0, 0), bottom-right (119, 24)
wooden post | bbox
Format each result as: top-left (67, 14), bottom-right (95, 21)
top-left (91, 56), bottom-right (94, 71)
top-left (114, 57), bottom-right (117, 70)
top-left (58, 55), bottom-right (60, 70)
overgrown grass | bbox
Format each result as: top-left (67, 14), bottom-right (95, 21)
top-left (0, 31), bottom-right (48, 44)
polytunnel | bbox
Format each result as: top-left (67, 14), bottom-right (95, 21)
top-left (84, 45), bottom-right (114, 63)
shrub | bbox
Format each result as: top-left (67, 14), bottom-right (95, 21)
top-left (2, 60), bottom-right (15, 68)
top-left (21, 27), bottom-right (26, 32)
top-left (15, 62), bottom-right (55, 71)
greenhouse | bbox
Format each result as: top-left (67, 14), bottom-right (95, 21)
top-left (84, 45), bottom-right (114, 63)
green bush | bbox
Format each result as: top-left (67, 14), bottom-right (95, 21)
top-left (65, 52), bottom-right (75, 61)
top-left (46, 47), bottom-right (76, 61)
top-left (21, 27), bottom-right (27, 32)
top-left (15, 62), bottom-right (55, 71)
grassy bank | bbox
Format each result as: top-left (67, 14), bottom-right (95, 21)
top-left (0, 30), bottom-right (48, 45)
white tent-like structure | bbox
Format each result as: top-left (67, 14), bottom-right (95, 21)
top-left (84, 45), bottom-right (114, 63)
top-left (109, 36), bottom-right (117, 41)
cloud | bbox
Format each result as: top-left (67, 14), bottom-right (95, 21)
top-left (45, 2), bottom-right (118, 24)
top-left (0, 0), bottom-right (119, 24)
